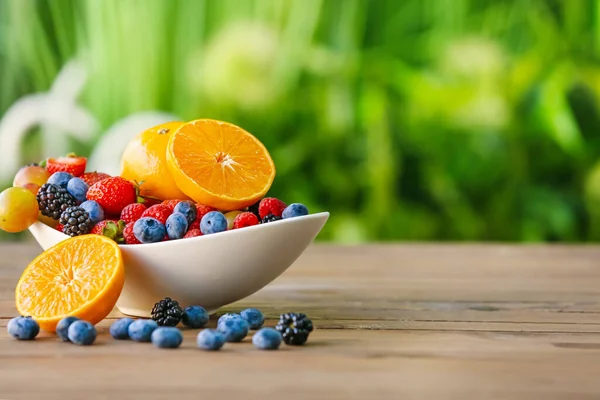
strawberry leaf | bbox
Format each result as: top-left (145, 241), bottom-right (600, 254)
top-left (101, 220), bottom-right (126, 244)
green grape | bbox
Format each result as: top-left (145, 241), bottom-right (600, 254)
top-left (224, 210), bottom-right (243, 230)
top-left (0, 187), bottom-right (39, 233)
top-left (13, 166), bottom-right (50, 188)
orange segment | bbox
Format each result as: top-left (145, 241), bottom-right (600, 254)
top-left (15, 235), bottom-right (124, 332)
top-left (166, 119), bottom-right (276, 210)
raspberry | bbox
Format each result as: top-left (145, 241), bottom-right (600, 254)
top-left (189, 204), bottom-right (217, 230)
top-left (232, 212), bottom-right (259, 229)
top-left (56, 223), bottom-right (64, 232)
top-left (161, 199), bottom-right (181, 212)
top-left (141, 204), bottom-right (171, 225)
top-left (120, 203), bottom-right (147, 224)
top-left (183, 228), bottom-right (202, 238)
top-left (123, 222), bottom-right (141, 245)
top-left (258, 197), bottom-right (286, 219)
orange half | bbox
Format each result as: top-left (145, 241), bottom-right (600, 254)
top-left (166, 119), bottom-right (276, 210)
top-left (15, 235), bottom-right (124, 332)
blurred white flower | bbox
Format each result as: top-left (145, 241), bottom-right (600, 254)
top-left (189, 21), bottom-right (281, 110)
top-left (0, 60), bottom-right (97, 182)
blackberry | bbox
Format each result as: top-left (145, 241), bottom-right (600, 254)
top-left (247, 201), bottom-right (260, 218)
top-left (275, 312), bottom-right (314, 345)
top-left (151, 297), bottom-right (183, 326)
top-left (37, 183), bottom-right (77, 220)
top-left (260, 214), bottom-right (281, 224)
top-left (59, 206), bottom-right (93, 237)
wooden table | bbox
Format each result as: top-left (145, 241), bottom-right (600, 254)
top-left (1, 242), bottom-right (600, 399)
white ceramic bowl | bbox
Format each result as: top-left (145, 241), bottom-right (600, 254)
top-left (28, 212), bottom-right (329, 317)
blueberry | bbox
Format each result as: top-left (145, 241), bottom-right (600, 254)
top-left (7, 316), bottom-right (39, 340)
top-left (110, 317), bottom-right (135, 340)
top-left (217, 316), bottom-right (249, 342)
top-left (173, 201), bottom-right (197, 224)
top-left (240, 308), bottom-right (264, 330)
top-left (128, 319), bottom-right (158, 342)
top-left (67, 320), bottom-right (97, 345)
top-left (56, 316), bottom-right (79, 341)
top-left (47, 172), bottom-right (73, 189)
top-left (282, 203), bottom-right (309, 219)
top-left (200, 211), bottom-right (227, 235)
top-left (80, 200), bottom-right (104, 224)
top-left (217, 313), bottom-right (241, 329)
top-left (151, 327), bottom-right (183, 349)
top-left (182, 305), bottom-right (209, 329)
top-left (252, 327), bottom-right (282, 350)
top-left (166, 212), bottom-right (188, 240)
top-left (133, 217), bottom-right (166, 243)
top-left (66, 177), bottom-right (89, 203)
top-left (197, 329), bottom-right (225, 351)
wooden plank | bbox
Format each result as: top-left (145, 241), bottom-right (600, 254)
top-left (0, 327), bottom-right (600, 399)
top-left (2, 243), bottom-right (600, 332)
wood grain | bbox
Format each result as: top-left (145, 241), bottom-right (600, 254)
top-left (1, 242), bottom-right (600, 399)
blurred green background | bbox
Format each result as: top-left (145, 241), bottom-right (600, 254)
top-left (2, 0), bottom-right (600, 243)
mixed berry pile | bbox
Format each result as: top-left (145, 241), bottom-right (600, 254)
top-left (8, 298), bottom-right (313, 351)
top-left (2, 154), bottom-right (311, 243)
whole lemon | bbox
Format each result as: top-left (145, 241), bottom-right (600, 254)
top-left (120, 121), bottom-right (191, 201)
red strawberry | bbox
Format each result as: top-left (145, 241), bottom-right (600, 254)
top-left (121, 203), bottom-right (147, 224)
top-left (232, 212), bottom-right (259, 229)
top-left (56, 223), bottom-right (64, 233)
top-left (184, 228), bottom-right (202, 238)
top-left (91, 219), bottom-right (125, 243)
top-left (123, 222), bottom-right (141, 245)
top-left (258, 197), bottom-right (286, 219)
top-left (81, 172), bottom-right (111, 186)
top-left (87, 177), bottom-right (137, 215)
top-left (189, 204), bottom-right (217, 230)
top-left (141, 204), bottom-right (171, 225)
top-left (46, 155), bottom-right (87, 177)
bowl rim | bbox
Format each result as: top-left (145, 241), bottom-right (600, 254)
top-left (32, 211), bottom-right (330, 249)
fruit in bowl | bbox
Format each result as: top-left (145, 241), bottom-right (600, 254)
top-left (2, 118), bottom-right (328, 330)
top-left (28, 210), bottom-right (328, 318)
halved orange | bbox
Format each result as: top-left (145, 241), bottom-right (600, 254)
top-left (15, 235), bottom-right (124, 332)
top-left (166, 119), bottom-right (276, 210)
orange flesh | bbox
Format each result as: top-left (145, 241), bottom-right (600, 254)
top-left (16, 235), bottom-right (124, 332)
top-left (168, 119), bottom-right (275, 209)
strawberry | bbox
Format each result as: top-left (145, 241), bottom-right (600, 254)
top-left (183, 228), bottom-right (202, 238)
top-left (141, 204), bottom-right (171, 225)
top-left (258, 197), bottom-right (286, 219)
top-left (87, 177), bottom-right (137, 215)
top-left (46, 155), bottom-right (87, 177)
top-left (189, 204), bottom-right (217, 230)
top-left (123, 222), bottom-right (141, 245)
top-left (81, 172), bottom-right (111, 186)
top-left (91, 219), bottom-right (125, 243)
top-left (120, 203), bottom-right (147, 224)
top-left (56, 223), bottom-right (64, 233)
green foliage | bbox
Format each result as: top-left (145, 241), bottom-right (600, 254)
top-left (2, 0), bottom-right (600, 242)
